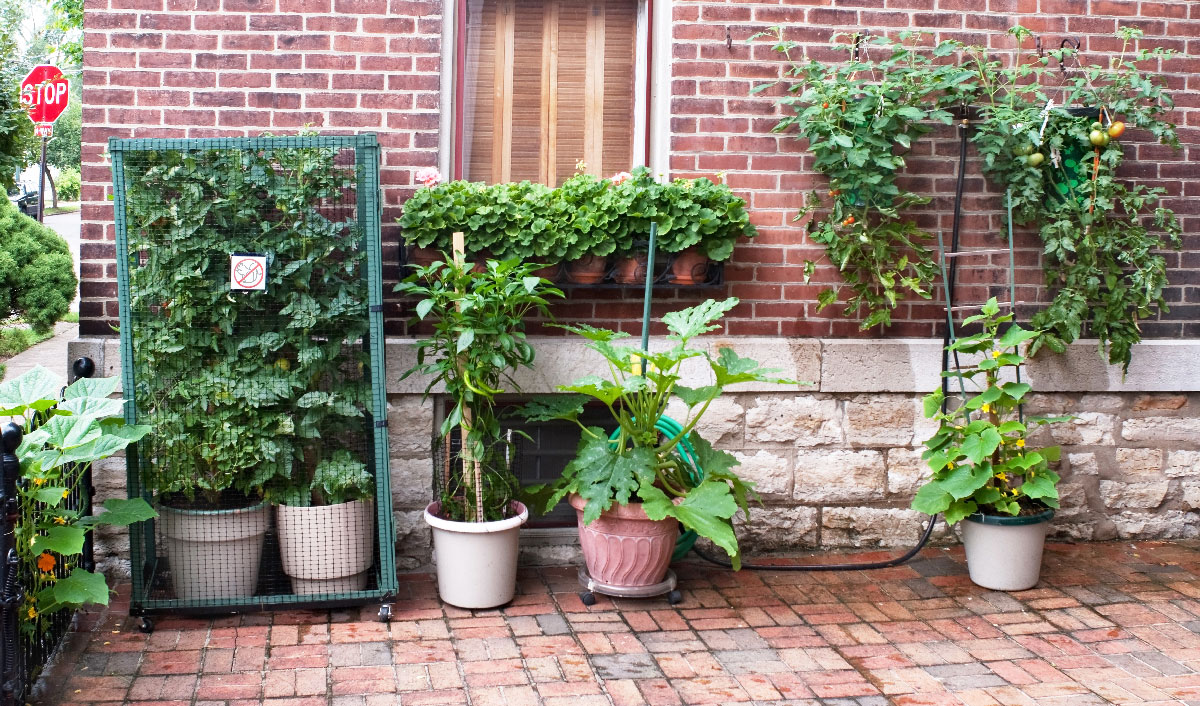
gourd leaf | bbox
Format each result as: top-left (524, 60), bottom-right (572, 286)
top-left (662, 298), bottom-right (738, 342)
top-left (32, 526), bottom-right (86, 556)
top-left (52, 569), bottom-right (110, 606)
top-left (674, 385), bottom-right (720, 408)
top-left (516, 395), bottom-right (586, 423)
top-left (560, 376), bottom-right (626, 407)
top-left (39, 415), bottom-right (102, 451)
top-left (0, 366), bottom-right (60, 415)
top-left (911, 482), bottom-right (952, 515)
top-left (1001, 382), bottom-right (1032, 401)
top-left (81, 497), bottom-right (158, 527)
top-left (62, 376), bottom-right (120, 400)
top-left (57, 396), bottom-right (126, 420)
top-left (939, 463), bottom-right (992, 500)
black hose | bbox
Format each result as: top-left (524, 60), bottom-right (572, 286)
top-left (691, 513), bottom-right (939, 572)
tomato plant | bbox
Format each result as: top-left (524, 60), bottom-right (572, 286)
top-left (967, 26), bottom-right (1181, 373)
top-left (753, 29), bottom-right (975, 329)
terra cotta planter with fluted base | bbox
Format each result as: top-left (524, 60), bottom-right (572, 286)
top-left (568, 493), bottom-right (677, 588)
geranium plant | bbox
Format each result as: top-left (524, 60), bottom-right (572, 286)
top-left (398, 167), bottom-right (756, 266)
top-left (911, 299), bottom-right (1068, 524)
top-left (520, 298), bottom-right (801, 569)
top-left (1, 367), bottom-right (155, 633)
top-left (753, 29), bottom-right (974, 329)
top-left (968, 26), bottom-right (1181, 372)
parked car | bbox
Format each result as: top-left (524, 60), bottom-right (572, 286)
top-left (7, 184), bottom-right (39, 217)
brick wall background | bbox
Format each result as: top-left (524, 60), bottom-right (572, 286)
top-left (79, 0), bottom-right (1199, 339)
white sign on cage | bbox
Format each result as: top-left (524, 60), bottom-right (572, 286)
top-left (230, 253), bottom-right (268, 291)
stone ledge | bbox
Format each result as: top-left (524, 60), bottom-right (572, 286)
top-left (68, 336), bottom-right (1200, 395)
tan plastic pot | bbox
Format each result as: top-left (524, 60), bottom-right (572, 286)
top-left (961, 509), bottom-right (1054, 591)
top-left (569, 493), bottom-right (677, 588)
top-left (160, 501), bottom-right (268, 601)
top-left (424, 501), bottom-right (528, 609)
top-left (277, 499), bottom-right (375, 595)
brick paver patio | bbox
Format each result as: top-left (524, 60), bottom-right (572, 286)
top-left (38, 541), bottom-right (1200, 705)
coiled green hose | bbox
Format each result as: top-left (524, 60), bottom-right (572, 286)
top-left (609, 415), bottom-right (700, 560)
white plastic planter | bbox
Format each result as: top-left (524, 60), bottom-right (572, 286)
top-left (277, 499), bottom-right (375, 594)
top-left (160, 502), bottom-right (269, 600)
top-left (961, 509), bottom-right (1054, 591)
top-left (424, 501), bottom-right (528, 609)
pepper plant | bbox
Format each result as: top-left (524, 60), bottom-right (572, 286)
top-left (2, 367), bottom-right (155, 634)
top-left (396, 256), bottom-right (562, 522)
top-left (519, 298), bottom-right (803, 569)
top-left (911, 299), bottom-right (1068, 524)
top-left (121, 141), bottom-right (371, 507)
top-left (753, 29), bottom-right (974, 329)
top-left (968, 26), bottom-right (1181, 372)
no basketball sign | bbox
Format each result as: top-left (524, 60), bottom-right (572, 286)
top-left (231, 254), bottom-right (268, 291)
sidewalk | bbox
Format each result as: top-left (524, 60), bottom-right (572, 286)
top-left (0, 321), bottom-right (77, 381)
top-left (35, 540), bottom-right (1200, 705)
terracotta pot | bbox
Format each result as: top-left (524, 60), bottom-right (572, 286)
top-left (612, 253), bottom-right (648, 284)
top-left (670, 248), bottom-right (709, 285)
top-left (568, 493), bottom-right (677, 588)
top-left (565, 255), bottom-right (608, 284)
top-left (531, 262), bottom-right (561, 282)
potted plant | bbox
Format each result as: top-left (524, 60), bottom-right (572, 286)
top-left (396, 252), bottom-right (562, 608)
top-left (652, 173), bottom-right (756, 285)
top-left (910, 298), bottom-right (1068, 591)
top-left (3, 367), bottom-right (156, 633)
top-left (273, 450), bottom-right (375, 594)
top-left (520, 298), bottom-right (801, 588)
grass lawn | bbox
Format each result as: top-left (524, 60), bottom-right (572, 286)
top-left (0, 314), bottom-right (77, 378)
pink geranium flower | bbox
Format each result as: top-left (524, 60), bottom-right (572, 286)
top-left (415, 167), bottom-right (443, 188)
top-left (609, 171), bottom-right (632, 185)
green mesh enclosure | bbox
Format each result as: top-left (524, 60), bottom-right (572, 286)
top-left (109, 135), bottom-right (395, 614)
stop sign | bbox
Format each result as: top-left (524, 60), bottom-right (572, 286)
top-left (20, 65), bottom-right (70, 125)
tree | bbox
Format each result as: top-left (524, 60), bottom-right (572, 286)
top-left (0, 0), bottom-right (34, 191)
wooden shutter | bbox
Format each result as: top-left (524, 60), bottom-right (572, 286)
top-left (462, 0), bottom-right (636, 186)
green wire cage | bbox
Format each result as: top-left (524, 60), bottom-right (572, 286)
top-left (109, 135), bottom-right (396, 624)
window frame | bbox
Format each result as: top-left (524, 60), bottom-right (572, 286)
top-left (438, 0), bottom-right (667, 184)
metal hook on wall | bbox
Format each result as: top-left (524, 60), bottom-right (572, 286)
top-left (852, 29), bottom-right (869, 62)
top-left (1058, 37), bottom-right (1081, 75)
top-left (725, 26), bottom-right (732, 51)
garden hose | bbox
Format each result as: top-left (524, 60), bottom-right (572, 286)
top-left (608, 415), bottom-right (700, 560)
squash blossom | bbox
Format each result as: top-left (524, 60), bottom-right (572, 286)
top-left (1016, 439), bottom-right (1025, 448)
top-left (991, 350), bottom-right (1001, 359)
top-left (36, 552), bottom-right (56, 573)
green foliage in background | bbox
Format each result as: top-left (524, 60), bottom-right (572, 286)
top-left (121, 142), bottom-right (371, 507)
top-left (54, 165), bottom-right (79, 201)
top-left (0, 198), bottom-right (76, 332)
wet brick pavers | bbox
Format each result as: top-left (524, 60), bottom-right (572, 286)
top-left (38, 541), bottom-right (1200, 705)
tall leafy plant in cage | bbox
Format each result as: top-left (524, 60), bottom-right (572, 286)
top-left (967, 26), bottom-right (1181, 373)
top-left (122, 141), bottom-right (371, 599)
top-left (396, 254), bottom-right (562, 608)
top-left (753, 29), bottom-right (974, 329)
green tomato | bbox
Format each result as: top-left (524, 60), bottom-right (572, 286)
top-left (1090, 121), bottom-right (1104, 132)
top-left (1089, 130), bottom-right (1109, 147)
top-left (1012, 143), bottom-right (1033, 157)
top-left (1027, 152), bottom-right (1045, 167)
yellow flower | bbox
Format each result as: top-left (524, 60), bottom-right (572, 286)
top-left (947, 462), bottom-right (955, 470)
top-left (53, 516), bottom-right (67, 526)
top-left (62, 489), bottom-right (70, 499)
top-left (980, 404), bottom-right (991, 414)
top-left (996, 472), bottom-right (1008, 482)
top-left (27, 607), bottom-right (36, 619)
top-left (33, 478), bottom-right (45, 487)
top-left (991, 350), bottom-right (1001, 359)
top-left (1016, 439), bottom-right (1025, 448)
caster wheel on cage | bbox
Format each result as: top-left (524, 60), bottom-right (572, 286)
top-left (579, 591), bottom-right (597, 606)
top-left (378, 604), bottom-right (392, 623)
top-left (667, 590), bottom-right (682, 605)
top-left (138, 617), bottom-right (154, 634)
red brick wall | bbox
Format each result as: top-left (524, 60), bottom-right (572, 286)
top-left (79, 0), bottom-right (1199, 340)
